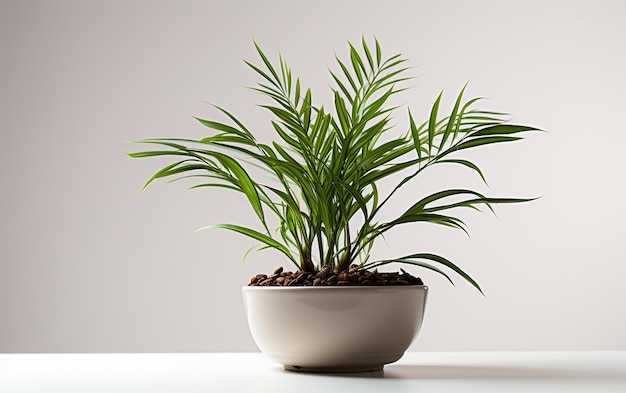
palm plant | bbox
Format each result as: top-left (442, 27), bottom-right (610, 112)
top-left (129, 38), bottom-right (538, 293)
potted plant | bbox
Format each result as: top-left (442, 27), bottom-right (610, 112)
top-left (129, 38), bottom-right (537, 372)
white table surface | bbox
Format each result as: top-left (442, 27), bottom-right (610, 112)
top-left (1, 351), bottom-right (625, 392)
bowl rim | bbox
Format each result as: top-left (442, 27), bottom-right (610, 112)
top-left (242, 285), bottom-right (428, 291)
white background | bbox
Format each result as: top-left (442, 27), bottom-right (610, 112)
top-left (1, 0), bottom-right (624, 352)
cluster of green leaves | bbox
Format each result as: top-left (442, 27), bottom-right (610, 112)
top-left (129, 38), bottom-right (538, 292)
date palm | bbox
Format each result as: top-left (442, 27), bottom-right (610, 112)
top-left (129, 38), bottom-right (538, 293)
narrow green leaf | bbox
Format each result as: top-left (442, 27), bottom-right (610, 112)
top-left (362, 36), bottom-right (374, 69)
top-left (408, 108), bottom-right (422, 161)
top-left (362, 87), bottom-right (394, 120)
top-left (349, 43), bottom-right (365, 84)
top-left (140, 161), bottom-right (185, 190)
top-left (199, 223), bottom-right (296, 264)
top-left (378, 55), bottom-right (407, 73)
top-left (336, 56), bottom-right (357, 93)
top-left (364, 259), bottom-right (454, 285)
top-left (142, 161), bottom-right (211, 191)
top-left (211, 105), bottom-right (255, 141)
top-left (187, 183), bottom-right (240, 192)
top-left (454, 97), bottom-right (483, 140)
top-left (194, 117), bottom-right (247, 138)
top-left (302, 89), bottom-right (312, 131)
top-left (211, 152), bottom-right (266, 224)
top-left (334, 92), bottom-right (351, 133)
top-left (253, 41), bottom-right (280, 83)
top-left (389, 212), bottom-right (469, 236)
top-left (448, 136), bottom-right (522, 154)
top-left (428, 91), bottom-right (443, 156)
top-left (360, 156), bottom-right (423, 185)
top-left (438, 159), bottom-right (489, 185)
top-left (369, 67), bottom-right (412, 92)
top-left (294, 78), bottom-right (301, 107)
top-left (403, 253), bottom-right (483, 293)
top-left (127, 150), bottom-right (189, 159)
top-left (439, 84), bottom-right (466, 150)
top-left (470, 124), bottom-right (539, 137)
top-left (406, 189), bottom-right (486, 215)
top-left (261, 105), bottom-right (302, 132)
top-left (330, 70), bottom-right (354, 104)
top-left (244, 60), bottom-right (279, 89)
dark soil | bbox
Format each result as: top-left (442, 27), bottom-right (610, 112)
top-left (248, 265), bottom-right (424, 287)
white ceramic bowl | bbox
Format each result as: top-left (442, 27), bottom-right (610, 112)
top-left (242, 285), bottom-right (428, 372)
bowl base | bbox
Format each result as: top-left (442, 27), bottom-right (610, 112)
top-left (284, 364), bottom-right (384, 373)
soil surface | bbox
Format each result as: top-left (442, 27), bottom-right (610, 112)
top-left (248, 265), bottom-right (424, 286)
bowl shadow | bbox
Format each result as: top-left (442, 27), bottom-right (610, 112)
top-left (281, 364), bottom-right (612, 380)
top-left (382, 365), bottom-right (573, 379)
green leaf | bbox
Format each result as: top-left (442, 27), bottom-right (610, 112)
top-left (244, 60), bottom-right (279, 89)
top-left (349, 43), bottom-right (365, 84)
top-left (428, 91), bottom-right (443, 156)
top-left (403, 253), bottom-right (483, 294)
top-left (211, 152), bottom-right (266, 224)
top-left (389, 213), bottom-right (469, 236)
top-left (360, 155), bottom-right (422, 185)
top-left (470, 124), bottom-right (539, 137)
top-left (211, 105), bottom-right (255, 139)
top-left (127, 150), bottom-right (190, 159)
top-left (253, 41), bottom-right (280, 83)
top-left (187, 183), bottom-right (240, 192)
top-left (439, 84), bottom-right (466, 150)
top-left (405, 189), bottom-right (487, 215)
top-left (198, 223), bottom-right (296, 264)
top-left (334, 91), bottom-right (351, 133)
top-left (335, 56), bottom-right (357, 93)
top-left (447, 136), bottom-right (522, 154)
top-left (141, 161), bottom-right (216, 190)
top-left (438, 159), bottom-right (489, 185)
top-left (364, 258), bottom-right (454, 285)
top-left (194, 117), bottom-right (248, 138)
top-left (369, 67), bottom-right (412, 92)
top-left (330, 69), bottom-right (354, 104)
top-left (362, 36), bottom-right (374, 69)
top-left (408, 108), bottom-right (422, 161)
top-left (294, 78), bottom-right (301, 107)
top-left (301, 89), bottom-right (312, 131)
top-left (362, 87), bottom-right (394, 120)
top-left (454, 96), bottom-right (483, 139)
